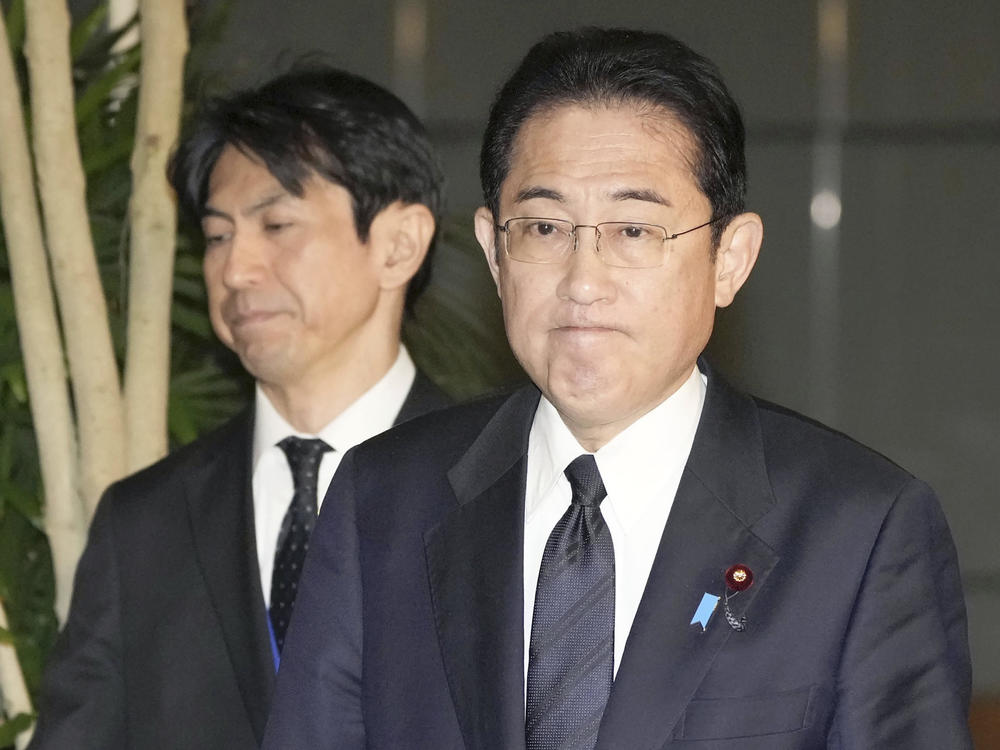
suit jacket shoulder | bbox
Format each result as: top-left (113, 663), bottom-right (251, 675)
top-left (361, 386), bottom-right (513, 465)
top-left (394, 369), bottom-right (453, 425)
top-left (653, 369), bottom-right (973, 748)
top-left (31, 409), bottom-right (270, 750)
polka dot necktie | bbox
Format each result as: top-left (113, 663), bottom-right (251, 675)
top-left (269, 436), bottom-right (332, 652)
top-left (526, 454), bottom-right (615, 750)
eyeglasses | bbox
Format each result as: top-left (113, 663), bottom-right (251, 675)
top-left (495, 216), bottom-right (718, 269)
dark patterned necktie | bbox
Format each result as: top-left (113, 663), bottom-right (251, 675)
top-left (269, 436), bottom-right (331, 652)
top-left (526, 454), bottom-right (615, 750)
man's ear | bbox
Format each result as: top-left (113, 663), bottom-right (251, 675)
top-left (474, 206), bottom-right (502, 289)
top-left (714, 212), bottom-right (763, 308)
top-left (373, 202), bottom-right (436, 290)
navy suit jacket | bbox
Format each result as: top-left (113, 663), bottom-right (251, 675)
top-left (29, 373), bottom-right (450, 750)
top-left (263, 365), bottom-right (971, 749)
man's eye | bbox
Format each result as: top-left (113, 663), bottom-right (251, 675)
top-left (203, 233), bottom-right (229, 248)
top-left (264, 222), bottom-right (291, 233)
top-left (529, 222), bottom-right (558, 237)
top-left (621, 224), bottom-right (651, 239)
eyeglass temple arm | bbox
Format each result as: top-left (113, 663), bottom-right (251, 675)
top-left (666, 216), bottom-right (720, 240)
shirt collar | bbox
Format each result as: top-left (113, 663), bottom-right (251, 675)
top-left (252, 345), bottom-right (416, 465)
top-left (526, 365), bottom-right (706, 530)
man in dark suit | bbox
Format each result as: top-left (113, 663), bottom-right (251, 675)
top-left (29, 67), bottom-right (450, 750)
top-left (264, 29), bottom-right (972, 749)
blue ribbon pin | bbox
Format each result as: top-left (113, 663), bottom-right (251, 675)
top-left (690, 592), bottom-right (720, 631)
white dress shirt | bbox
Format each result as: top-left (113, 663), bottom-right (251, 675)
top-left (523, 365), bottom-right (706, 687)
top-left (252, 345), bottom-right (416, 605)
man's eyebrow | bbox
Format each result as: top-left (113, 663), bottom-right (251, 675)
top-left (609, 188), bottom-right (671, 206)
top-left (514, 186), bottom-right (565, 204)
top-left (202, 190), bottom-right (289, 221)
top-left (200, 206), bottom-right (232, 222)
top-left (245, 191), bottom-right (290, 215)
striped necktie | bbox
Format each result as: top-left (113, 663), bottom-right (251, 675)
top-left (526, 454), bottom-right (615, 750)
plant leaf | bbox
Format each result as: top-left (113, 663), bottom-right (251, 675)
top-left (3, 0), bottom-right (26, 56)
top-left (69, 1), bottom-right (108, 60)
top-left (0, 713), bottom-right (34, 746)
top-left (75, 46), bottom-right (141, 125)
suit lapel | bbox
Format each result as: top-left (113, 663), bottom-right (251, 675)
top-left (597, 366), bottom-right (780, 750)
top-left (184, 410), bottom-right (275, 744)
top-left (425, 387), bottom-right (540, 750)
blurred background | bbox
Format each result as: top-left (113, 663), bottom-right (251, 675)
top-left (10, 0), bottom-right (1000, 744)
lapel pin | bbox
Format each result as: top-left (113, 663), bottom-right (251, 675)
top-left (690, 592), bottom-right (720, 631)
top-left (723, 564), bottom-right (754, 631)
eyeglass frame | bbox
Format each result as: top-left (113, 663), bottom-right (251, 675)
top-left (493, 215), bottom-right (721, 268)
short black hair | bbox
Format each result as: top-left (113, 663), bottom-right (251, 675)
top-left (170, 65), bottom-right (444, 311)
top-left (480, 28), bottom-right (745, 247)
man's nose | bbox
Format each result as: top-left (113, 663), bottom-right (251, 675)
top-left (557, 226), bottom-right (615, 304)
top-left (221, 231), bottom-right (268, 289)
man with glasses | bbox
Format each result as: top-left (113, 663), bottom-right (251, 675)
top-left (264, 29), bottom-right (972, 749)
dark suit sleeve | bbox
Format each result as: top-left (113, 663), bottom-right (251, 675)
top-left (830, 479), bottom-right (972, 748)
top-left (28, 490), bottom-right (127, 750)
top-left (262, 449), bottom-right (366, 749)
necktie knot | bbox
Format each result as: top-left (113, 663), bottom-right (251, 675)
top-left (278, 436), bottom-right (331, 490)
top-left (564, 454), bottom-right (607, 508)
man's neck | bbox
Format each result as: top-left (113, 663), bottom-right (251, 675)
top-left (259, 341), bottom-right (402, 434)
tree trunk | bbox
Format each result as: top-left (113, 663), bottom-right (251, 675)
top-left (24, 0), bottom-right (126, 514)
top-left (2, 2), bottom-right (192, 744)
top-left (0, 0), bottom-right (85, 626)
top-left (123, 0), bottom-right (189, 472)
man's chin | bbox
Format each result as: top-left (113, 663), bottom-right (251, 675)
top-left (544, 360), bottom-right (621, 402)
top-left (236, 343), bottom-right (292, 384)
top-left (546, 378), bottom-right (624, 423)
